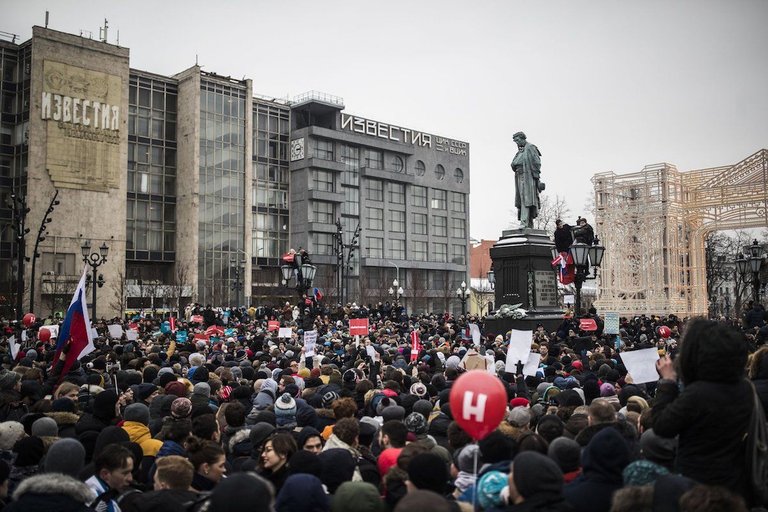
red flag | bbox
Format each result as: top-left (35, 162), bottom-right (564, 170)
top-left (410, 331), bottom-right (421, 362)
top-left (169, 316), bottom-right (176, 333)
top-left (349, 318), bottom-right (369, 336)
top-left (191, 315), bottom-right (203, 324)
top-left (56, 268), bottom-right (94, 382)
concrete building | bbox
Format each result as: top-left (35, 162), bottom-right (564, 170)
top-left (0, 25), bottom-right (470, 318)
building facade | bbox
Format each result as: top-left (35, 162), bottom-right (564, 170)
top-left (0, 25), bottom-right (471, 318)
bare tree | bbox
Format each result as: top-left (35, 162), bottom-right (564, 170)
top-left (706, 230), bottom-right (753, 318)
top-left (509, 193), bottom-right (571, 233)
top-left (164, 262), bottom-right (194, 316)
top-left (110, 268), bottom-right (128, 318)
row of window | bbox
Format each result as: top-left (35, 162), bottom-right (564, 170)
top-left (311, 232), bottom-right (465, 264)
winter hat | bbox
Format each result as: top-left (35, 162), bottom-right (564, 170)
top-left (404, 412), bottom-right (428, 435)
top-left (275, 474), bottom-right (329, 512)
top-left (171, 397), bottom-right (193, 418)
top-left (134, 383), bottom-right (158, 401)
top-left (547, 437), bottom-right (581, 473)
top-left (208, 472), bottom-right (274, 512)
top-left (275, 393), bottom-right (297, 418)
top-left (407, 452), bottom-right (448, 494)
top-left (318, 448), bottom-right (356, 494)
top-left (43, 438), bottom-right (86, 477)
top-left (251, 410), bottom-right (277, 427)
top-left (193, 382), bottom-right (211, 398)
top-left (375, 396), bottom-right (394, 416)
top-left (13, 436), bottom-right (45, 466)
top-left (446, 355), bottom-right (461, 369)
top-left (477, 470), bottom-right (508, 510)
top-left (92, 390), bottom-right (118, 421)
top-left (381, 405), bottom-right (406, 423)
top-left (321, 390), bottom-right (339, 409)
top-left (20, 381), bottom-right (44, 402)
top-left (412, 400), bottom-right (433, 422)
top-left (0, 371), bottom-right (20, 391)
top-left (507, 407), bottom-right (531, 428)
top-left (51, 397), bottom-right (77, 413)
top-left (627, 395), bottom-right (650, 411)
top-left (623, 459), bottom-right (670, 486)
top-left (288, 450), bottom-right (323, 478)
top-left (600, 383), bottom-right (616, 397)
top-left (249, 423), bottom-right (276, 454)
top-left (332, 481), bottom-right (385, 512)
top-left (410, 382), bottom-right (427, 398)
top-left (564, 413), bottom-right (589, 439)
top-left (512, 451), bottom-right (564, 499)
top-left (0, 421), bottom-right (25, 450)
top-left (124, 403), bottom-right (151, 425)
top-left (164, 381), bottom-right (187, 398)
top-left (536, 415), bottom-right (564, 443)
top-left (457, 444), bottom-right (480, 473)
top-left (640, 429), bottom-right (677, 467)
top-left (510, 397), bottom-right (530, 409)
top-left (31, 417), bottom-right (58, 437)
top-left (394, 490), bottom-right (450, 512)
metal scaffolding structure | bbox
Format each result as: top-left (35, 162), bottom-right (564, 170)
top-left (593, 149), bottom-right (768, 317)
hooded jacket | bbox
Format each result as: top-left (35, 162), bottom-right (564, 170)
top-left (5, 473), bottom-right (96, 512)
top-left (563, 427), bottom-right (630, 512)
top-left (122, 420), bottom-right (162, 457)
top-left (252, 380), bottom-right (277, 411)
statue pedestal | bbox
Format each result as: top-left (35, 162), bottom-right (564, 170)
top-left (485, 228), bottom-right (564, 335)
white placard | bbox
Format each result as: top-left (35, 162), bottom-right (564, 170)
top-left (469, 323), bottom-right (481, 346)
top-left (303, 330), bottom-right (317, 357)
top-left (366, 345), bottom-right (376, 359)
top-left (505, 330), bottom-right (533, 373)
top-left (126, 329), bottom-right (139, 341)
top-left (620, 348), bottom-right (661, 384)
top-left (563, 294), bottom-right (575, 305)
top-left (8, 336), bottom-right (19, 360)
top-left (522, 352), bottom-right (541, 377)
top-left (108, 324), bottom-right (124, 339)
top-left (604, 312), bottom-right (620, 335)
top-left (40, 325), bottom-right (59, 339)
top-left (278, 327), bottom-right (293, 338)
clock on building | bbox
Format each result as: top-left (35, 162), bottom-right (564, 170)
top-left (290, 138), bottom-right (305, 161)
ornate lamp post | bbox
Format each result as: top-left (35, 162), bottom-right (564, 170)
top-left (736, 239), bottom-right (764, 304)
top-left (456, 280), bottom-right (471, 316)
top-left (280, 262), bottom-right (317, 297)
top-left (388, 278), bottom-right (404, 306)
top-left (230, 258), bottom-right (246, 306)
top-left (81, 240), bottom-right (108, 319)
top-left (568, 237), bottom-right (605, 317)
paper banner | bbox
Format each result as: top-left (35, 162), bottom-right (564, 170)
top-left (469, 323), bottom-right (481, 346)
top-left (522, 352), bottom-right (541, 377)
top-left (125, 329), bottom-right (139, 341)
top-left (8, 336), bottom-right (19, 360)
top-left (604, 312), bottom-right (620, 335)
top-left (505, 330), bottom-right (532, 373)
top-left (366, 345), bottom-right (377, 359)
top-left (620, 348), bottom-right (661, 384)
top-left (108, 324), bottom-right (124, 339)
top-left (303, 330), bottom-right (317, 357)
top-left (278, 327), bottom-right (293, 338)
top-left (268, 321), bottom-right (280, 331)
top-left (349, 318), bottom-right (369, 336)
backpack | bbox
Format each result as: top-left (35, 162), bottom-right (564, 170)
top-left (746, 380), bottom-right (768, 505)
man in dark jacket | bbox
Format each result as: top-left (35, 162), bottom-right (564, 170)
top-left (554, 220), bottom-right (574, 253)
top-left (489, 451), bottom-right (572, 512)
top-left (5, 472), bottom-right (95, 512)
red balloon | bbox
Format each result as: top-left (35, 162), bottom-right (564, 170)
top-left (449, 370), bottom-right (508, 440)
top-left (657, 326), bottom-right (672, 339)
top-left (38, 328), bottom-right (51, 342)
top-left (22, 313), bottom-right (36, 328)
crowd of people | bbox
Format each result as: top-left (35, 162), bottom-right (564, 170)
top-left (0, 299), bottom-right (764, 512)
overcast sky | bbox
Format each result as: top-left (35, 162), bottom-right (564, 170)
top-left (6, 0), bottom-right (768, 241)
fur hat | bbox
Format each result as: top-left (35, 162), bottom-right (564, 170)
top-left (0, 421), bottom-right (25, 451)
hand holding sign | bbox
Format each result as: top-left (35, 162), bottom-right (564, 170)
top-left (449, 371), bottom-right (507, 440)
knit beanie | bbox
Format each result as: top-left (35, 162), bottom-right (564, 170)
top-left (275, 474), bottom-right (329, 512)
top-left (275, 393), bottom-right (297, 418)
top-left (332, 481), bottom-right (385, 512)
top-left (548, 437), bottom-right (581, 473)
top-left (13, 436), bottom-right (45, 466)
top-left (171, 397), bottom-right (193, 418)
top-left (477, 471), bottom-right (508, 510)
top-left (512, 451), bottom-right (564, 499)
top-left (318, 448), bottom-right (356, 494)
top-left (164, 381), bottom-right (187, 398)
top-left (0, 371), bottom-right (20, 391)
top-left (31, 417), bottom-right (59, 437)
top-left (288, 450), bottom-right (323, 478)
top-left (193, 382), bottom-right (211, 398)
top-left (381, 405), bottom-right (405, 423)
top-left (51, 397), bottom-right (77, 413)
top-left (623, 459), bottom-right (670, 486)
top-left (407, 452), bottom-right (448, 494)
top-left (0, 421), bottom-right (25, 451)
top-left (124, 403), bottom-right (151, 425)
top-left (43, 438), bottom-right (86, 477)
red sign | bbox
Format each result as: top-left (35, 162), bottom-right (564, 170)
top-left (579, 318), bottom-right (598, 332)
top-left (410, 331), bottom-right (421, 362)
top-left (205, 325), bottom-right (224, 337)
top-left (349, 318), bottom-right (370, 336)
top-left (191, 315), bottom-right (204, 324)
top-left (193, 333), bottom-right (209, 342)
top-left (268, 321), bottom-right (280, 331)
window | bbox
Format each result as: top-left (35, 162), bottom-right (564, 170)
top-left (366, 179), bottom-right (383, 201)
top-left (451, 192), bottom-right (466, 213)
top-left (435, 164), bottom-right (446, 180)
top-left (365, 149), bottom-right (383, 169)
top-left (454, 168), bottom-right (464, 183)
top-left (313, 139), bottom-right (334, 160)
top-left (412, 213), bottom-right (428, 235)
top-left (451, 218), bottom-right (465, 239)
top-left (367, 237), bottom-right (383, 258)
top-left (340, 144), bottom-right (360, 186)
top-left (431, 189), bottom-right (447, 210)
top-left (388, 182), bottom-right (405, 204)
top-left (312, 233), bottom-right (334, 255)
top-left (390, 210), bottom-right (405, 232)
top-left (389, 239), bottom-right (405, 259)
top-left (311, 201), bottom-right (334, 224)
top-left (412, 186), bottom-right (427, 207)
top-left (413, 241), bottom-right (427, 261)
top-left (311, 170), bottom-right (334, 192)
top-left (433, 216), bottom-right (447, 237)
top-left (433, 242), bottom-right (448, 262)
top-left (415, 160), bottom-right (426, 176)
top-left (341, 186), bottom-right (359, 216)
top-left (367, 208), bottom-right (384, 230)
top-left (390, 155), bottom-right (404, 173)
top-left (452, 244), bottom-right (466, 265)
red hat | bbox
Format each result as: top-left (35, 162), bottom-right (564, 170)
top-left (571, 360), bottom-right (583, 370)
top-left (510, 397), bottom-right (530, 409)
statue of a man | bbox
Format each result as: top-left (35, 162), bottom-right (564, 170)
top-left (512, 131), bottom-right (543, 229)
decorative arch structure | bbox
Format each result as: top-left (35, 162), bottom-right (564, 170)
top-left (592, 149), bottom-right (768, 316)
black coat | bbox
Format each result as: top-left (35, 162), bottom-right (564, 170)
top-left (652, 378), bottom-right (752, 498)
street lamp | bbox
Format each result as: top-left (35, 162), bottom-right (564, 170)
top-left (280, 262), bottom-right (317, 297)
top-left (567, 237), bottom-right (605, 317)
top-left (737, 239), bottom-right (764, 304)
top-left (230, 258), bottom-right (246, 306)
top-left (81, 240), bottom-right (108, 319)
top-left (388, 278), bottom-right (404, 305)
top-left (456, 280), bottom-right (470, 316)
top-left (487, 269), bottom-right (495, 290)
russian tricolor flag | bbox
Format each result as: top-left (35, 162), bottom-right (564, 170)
top-left (55, 267), bottom-right (95, 380)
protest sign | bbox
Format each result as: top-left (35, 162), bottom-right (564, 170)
top-left (175, 330), bottom-right (188, 343)
top-left (303, 330), bottom-right (317, 357)
top-left (505, 330), bottom-right (532, 373)
top-left (278, 327), bottom-right (293, 338)
top-left (267, 321), bottom-right (280, 331)
top-left (108, 325), bottom-right (124, 339)
top-left (522, 352), bottom-right (541, 377)
top-left (349, 318), bottom-right (369, 336)
top-left (620, 348), bottom-right (661, 384)
top-left (126, 329), bottom-right (139, 341)
top-left (604, 312), bottom-right (620, 335)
